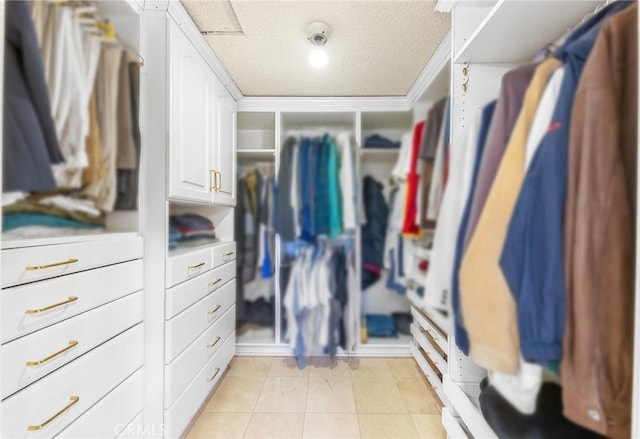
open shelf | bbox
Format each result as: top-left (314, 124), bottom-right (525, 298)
top-left (454, 0), bottom-right (601, 64)
top-left (238, 149), bottom-right (276, 161)
top-left (360, 148), bottom-right (401, 160)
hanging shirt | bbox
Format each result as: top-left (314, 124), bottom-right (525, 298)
top-left (275, 137), bottom-right (297, 241)
top-left (424, 107), bottom-right (482, 314)
top-left (338, 133), bottom-right (357, 232)
top-left (450, 99), bottom-right (496, 355)
top-left (327, 138), bottom-right (343, 237)
top-left (401, 121), bottom-right (426, 237)
top-left (425, 99), bottom-right (450, 224)
top-left (560, 5), bottom-right (637, 438)
top-left (500, 0), bottom-right (631, 365)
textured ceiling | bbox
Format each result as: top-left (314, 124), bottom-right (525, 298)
top-left (181, 0), bottom-right (450, 97)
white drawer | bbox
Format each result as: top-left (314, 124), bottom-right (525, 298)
top-left (411, 323), bottom-right (447, 376)
top-left (165, 305), bottom-right (235, 407)
top-left (411, 307), bottom-right (448, 353)
top-left (165, 331), bottom-right (235, 439)
top-left (165, 260), bottom-right (236, 319)
top-left (166, 247), bottom-right (213, 288)
top-left (115, 411), bottom-right (143, 439)
top-left (2, 259), bottom-right (144, 343)
top-left (1, 324), bottom-right (143, 439)
top-left (410, 341), bottom-right (445, 404)
top-left (57, 368), bottom-right (143, 439)
top-left (2, 291), bottom-right (143, 399)
top-left (212, 242), bottom-right (236, 268)
top-left (165, 279), bottom-right (236, 363)
top-left (2, 237), bottom-right (143, 288)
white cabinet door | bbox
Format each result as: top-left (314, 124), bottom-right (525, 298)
top-left (168, 18), bottom-right (215, 203)
top-left (212, 76), bottom-right (236, 206)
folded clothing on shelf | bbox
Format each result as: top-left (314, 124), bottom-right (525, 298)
top-left (3, 192), bottom-right (105, 226)
top-left (365, 314), bottom-right (397, 338)
top-left (3, 213), bottom-right (106, 232)
top-left (169, 213), bottom-right (218, 250)
top-left (363, 134), bottom-right (401, 149)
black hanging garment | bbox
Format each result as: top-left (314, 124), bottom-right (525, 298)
top-left (361, 175), bottom-right (388, 289)
top-left (4, 0), bottom-right (64, 192)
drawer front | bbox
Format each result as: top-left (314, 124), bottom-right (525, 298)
top-left (165, 260), bottom-right (236, 319)
top-left (411, 323), bottom-right (447, 376)
top-left (411, 307), bottom-right (448, 353)
top-left (2, 237), bottom-right (143, 288)
top-left (57, 368), bottom-right (143, 439)
top-left (2, 291), bottom-right (143, 399)
top-left (1, 324), bottom-right (143, 439)
top-left (165, 305), bottom-right (235, 407)
top-left (165, 331), bottom-right (235, 439)
top-left (115, 411), bottom-right (143, 439)
top-left (410, 341), bottom-right (445, 404)
top-left (166, 247), bottom-right (213, 288)
top-left (1, 259), bottom-right (144, 343)
top-left (165, 279), bottom-right (236, 363)
top-left (212, 242), bottom-right (236, 268)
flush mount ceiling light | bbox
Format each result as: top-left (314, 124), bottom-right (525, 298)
top-left (307, 21), bottom-right (329, 69)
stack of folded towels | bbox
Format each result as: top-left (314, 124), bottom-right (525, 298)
top-left (169, 214), bottom-right (218, 250)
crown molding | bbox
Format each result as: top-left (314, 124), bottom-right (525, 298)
top-left (405, 31), bottom-right (451, 107)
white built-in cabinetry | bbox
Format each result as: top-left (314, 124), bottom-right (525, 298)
top-left (142, 2), bottom-right (238, 438)
top-left (0, 2), bottom-right (146, 437)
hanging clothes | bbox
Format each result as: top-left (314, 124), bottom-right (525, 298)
top-left (450, 99), bottom-right (495, 355)
top-left (500, 0), bottom-right (631, 366)
top-left (361, 176), bottom-right (388, 290)
top-left (560, 5), bottom-right (637, 438)
top-left (3, 0), bottom-right (63, 192)
top-left (401, 121), bottom-right (425, 237)
top-left (425, 99), bottom-right (450, 225)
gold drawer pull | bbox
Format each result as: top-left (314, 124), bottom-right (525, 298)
top-left (26, 340), bottom-right (78, 366)
top-left (25, 296), bottom-right (78, 315)
top-left (215, 171), bottom-right (222, 191)
top-left (188, 262), bottom-right (205, 270)
top-left (25, 259), bottom-right (79, 271)
top-left (206, 367), bottom-right (221, 382)
top-left (207, 336), bottom-right (221, 348)
top-left (207, 304), bottom-right (222, 315)
top-left (210, 170), bottom-right (217, 192)
top-left (224, 252), bottom-right (234, 257)
top-left (27, 396), bottom-right (80, 431)
top-left (208, 278), bottom-right (222, 287)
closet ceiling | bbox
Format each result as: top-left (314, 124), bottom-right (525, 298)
top-left (180, 0), bottom-right (450, 97)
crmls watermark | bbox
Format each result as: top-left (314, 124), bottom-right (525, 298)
top-left (114, 423), bottom-right (166, 437)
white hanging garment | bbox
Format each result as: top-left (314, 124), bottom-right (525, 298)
top-left (424, 106), bottom-right (482, 313)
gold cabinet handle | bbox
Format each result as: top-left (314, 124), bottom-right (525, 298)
top-left (27, 396), bottom-right (80, 431)
top-left (25, 258), bottom-right (79, 271)
top-left (206, 367), bottom-right (221, 382)
top-left (26, 340), bottom-right (79, 366)
top-left (188, 262), bottom-right (205, 270)
top-left (224, 252), bottom-right (234, 257)
top-left (207, 304), bottom-right (221, 315)
top-left (208, 278), bottom-right (222, 288)
top-left (207, 336), bottom-right (221, 348)
top-left (215, 171), bottom-right (222, 192)
top-left (209, 170), bottom-right (217, 192)
top-left (25, 296), bottom-right (78, 315)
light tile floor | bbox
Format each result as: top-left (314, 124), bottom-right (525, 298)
top-left (185, 357), bottom-right (446, 439)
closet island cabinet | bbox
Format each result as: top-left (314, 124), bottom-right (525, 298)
top-left (168, 17), bottom-right (237, 206)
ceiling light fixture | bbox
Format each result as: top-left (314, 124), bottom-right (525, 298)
top-left (307, 22), bottom-right (329, 69)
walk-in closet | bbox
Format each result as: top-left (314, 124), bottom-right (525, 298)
top-left (1, 0), bottom-right (639, 438)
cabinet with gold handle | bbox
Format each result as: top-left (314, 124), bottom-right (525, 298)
top-left (25, 296), bottom-right (78, 315)
top-left (188, 262), bottom-right (205, 270)
top-left (207, 336), bottom-right (221, 348)
top-left (208, 278), bottom-right (222, 288)
top-left (207, 304), bottom-right (221, 315)
top-left (25, 340), bottom-right (79, 366)
top-left (222, 251), bottom-right (234, 261)
top-left (25, 258), bottom-right (79, 271)
top-left (206, 367), bottom-right (221, 382)
top-left (26, 396), bottom-right (80, 431)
